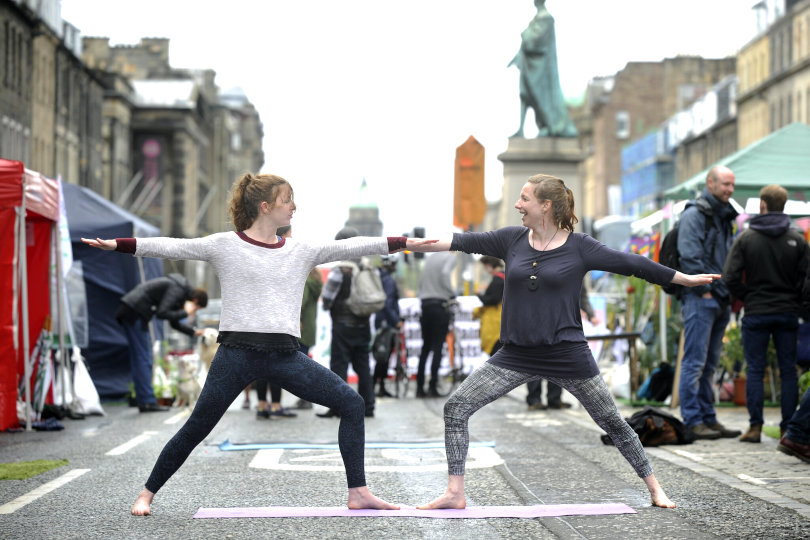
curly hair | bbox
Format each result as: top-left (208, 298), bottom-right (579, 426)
top-left (227, 173), bottom-right (294, 231)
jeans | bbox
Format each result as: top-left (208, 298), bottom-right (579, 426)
top-left (121, 321), bottom-right (157, 404)
top-left (330, 323), bottom-right (374, 414)
top-left (786, 386), bottom-right (810, 445)
top-left (742, 312), bottom-right (799, 430)
top-left (679, 294), bottom-right (730, 428)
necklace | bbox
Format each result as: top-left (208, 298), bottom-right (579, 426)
top-left (528, 228), bottom-right (558, 292)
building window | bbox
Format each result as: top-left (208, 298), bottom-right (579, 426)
top-left (615, 111), bottom-right (629, 139)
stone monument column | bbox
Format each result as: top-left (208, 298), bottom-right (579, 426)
top-left (497, 138), bottom-right (583, 229)
top-left (499, 0), bottom-right (583, 229)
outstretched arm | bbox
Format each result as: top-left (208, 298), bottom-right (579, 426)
top-left (82, 238), bottom-right (117, 250)
top-left (671, 271), bottom-right (721, 288)
top-left (404, 237), bottom-right (452, 253)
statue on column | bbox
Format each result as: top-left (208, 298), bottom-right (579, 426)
top-left (509, 0), bottom-right (578, 138)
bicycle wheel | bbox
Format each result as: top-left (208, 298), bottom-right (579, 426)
top-left (433, 368), bottom-right (458, 397)
top-left (393, 334), bottom-right (410, 398)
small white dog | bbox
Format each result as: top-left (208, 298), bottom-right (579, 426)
top-left (173, 356), bottom-right (202, 409)
top-left (199, 328), bottom-right (220, 372)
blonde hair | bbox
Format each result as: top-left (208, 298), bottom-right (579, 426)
top-left (228, 173), bottom-right (294, 231)
top-left (526, 174), bottom-right (578, 232)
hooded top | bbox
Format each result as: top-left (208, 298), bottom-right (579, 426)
top-left (723, 212), bottom-right (810, 317)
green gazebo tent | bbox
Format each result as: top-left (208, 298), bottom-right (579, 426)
top-left (664, 122), bottom-right (810, 202)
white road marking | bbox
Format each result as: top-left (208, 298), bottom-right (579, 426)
top-left (0, 468), bottom-right (90, 514)
top-left (738, 473), bottom-right (767, 485)
top-left (670, 449), bottom-right (704, 462)
top-left (105, 431), bottom-right (159, 456)
top-left (164, 410), bottom-right (190, 425)
top-left (248, 447), bottom-right (504, 472)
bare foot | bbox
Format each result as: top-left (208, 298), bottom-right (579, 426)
top-left (650, 489), bottom-right (676, 509)
top-left (347, 486), bottom-right (400, 510)
top-left (642, 474), bottom-right (676, 508)
top-left (417, 491), bottom-right (466, 510)
top-left (131, 488), bottom-right (154, 516)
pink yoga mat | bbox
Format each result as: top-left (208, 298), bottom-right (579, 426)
top-left (194, 503), bottom-right (636, 519)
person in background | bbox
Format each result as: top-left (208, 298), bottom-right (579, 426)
top-left (318, 227), bottom-right (376, 418)
top-left (254, 225), bottom-right (298, 419)
top-left (292, 253), bottom-right (325, 410)
top-left (779, 385), bottom-right (810, 463)
top-left (414, 173), bottom-right (721, 510)
top-left (526, 282), bottom-right (597, 411)
top-left (373, 254), bottom-right (402, 398)
top-left (83, 172), bottom-right (432, 515)
top-left (677, 165), bottom-right (742, 440)
top-left (723, 184), bottom-right (810, 442)
top-left (116, 274), bottom-right (207, 412)
top-left (473, 256), bottom-right (505, 357)
top-left (416, 251), bottom-right (459, 398)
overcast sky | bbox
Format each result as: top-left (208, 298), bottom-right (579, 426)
top-left (61, 0), bottom-right (759, 242)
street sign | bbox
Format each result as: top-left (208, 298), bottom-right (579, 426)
top-left (453, 135), bottom-right (485, 229)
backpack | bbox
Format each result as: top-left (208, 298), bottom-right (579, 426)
top-left (600, 406), bottom-right (696, 447)
top-left (658, 197), bottom-right (714, 296)
top-left (372, 325), bottom-right (397, 363)
top-left (338, 260), bottom-right (387, 317)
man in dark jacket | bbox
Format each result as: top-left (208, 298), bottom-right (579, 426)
top-left (116, 274), bottom-right (207, 412)
top-left (677, 165), bottom-right (742, 439)
top-left (372, 254), bottom-right (401, 398)
top-left (317, 227), bottom-right (376, 418)
top-left (724, 184), bottom-right (810, 442)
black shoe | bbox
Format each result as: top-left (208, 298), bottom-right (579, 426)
top-left (691, 423), bottom-right (722, 440)
top-left (547, 402), bottom-right (572, 410)
top-left (377, 387), bottom-right (394, 398)
top-left (415, 388), bottom-right (427, 398)
top-left (138, 403), bottom-right (170, 413)
top-left (365, 410), bottom-right (375, 418)
top-left (427, 387), bottom-right (441, 398)
top-left (256, 409), bottom-right (270, 419)
top-left (317, 409), bottom-right (340, 418)
top-left (707, 422), bottom-right (742, 438)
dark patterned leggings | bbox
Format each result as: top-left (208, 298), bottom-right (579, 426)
top-left (444, 363), bottom-right (653, 478)
top-left (144, 345), bottom-right (367, 493)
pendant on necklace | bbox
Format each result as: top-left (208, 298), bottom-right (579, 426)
top-left (528, 275), bottom-right (539, 291)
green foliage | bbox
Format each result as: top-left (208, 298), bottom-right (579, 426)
top-left (0, 459), bottom-right (68, 480)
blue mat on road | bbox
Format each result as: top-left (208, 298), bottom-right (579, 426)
top-left (219, 439), bottom-right (496, 451)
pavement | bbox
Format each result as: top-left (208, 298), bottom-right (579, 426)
top-left (505, 385), bottom-right (810, 520)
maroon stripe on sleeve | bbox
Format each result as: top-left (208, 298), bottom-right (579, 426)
top-left (115, 238), bottom-right (136, 254)
top-left (387, 236), bottom-right (407, 252)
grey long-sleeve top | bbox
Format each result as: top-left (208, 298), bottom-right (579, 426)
top-left (124, 232), bottom-right (389, 338)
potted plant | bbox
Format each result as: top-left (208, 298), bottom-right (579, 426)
top-left (721, 323), bottom-right (746, 405)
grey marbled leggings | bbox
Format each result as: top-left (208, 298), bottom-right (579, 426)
top-left (443, 362), bottom-right (653, 478)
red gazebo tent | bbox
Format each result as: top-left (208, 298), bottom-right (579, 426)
top-left (0, 158), bottom-right (59, 431)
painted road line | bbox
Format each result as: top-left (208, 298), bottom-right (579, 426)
top-left (248, 446), bottom-right (504, 473)
top-left (105, 431), bottom-right (159, 456)
top-left (0, 468), bottom-right (90, 514)
top-left (164, 409), bottom-right (190, 425)
top-left (738, 473), bottom-right (767, 485)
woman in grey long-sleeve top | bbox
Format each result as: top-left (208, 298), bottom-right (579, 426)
top-left (83, 173), bottom-right (435, 516)
top-left (416, 174), bottom-right (721, 511)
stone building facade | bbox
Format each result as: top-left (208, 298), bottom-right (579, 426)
top-left (580, 56), bottom-right (737, 220)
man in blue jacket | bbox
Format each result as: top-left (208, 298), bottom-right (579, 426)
top-left (117, 274), bottom-right (207, 412)
top-left (724, 184), bottom-right (810, 442)
top-left (677, 165), bottom-right (742, 439)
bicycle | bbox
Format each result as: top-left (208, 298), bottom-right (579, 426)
top-left (392, 326), bottom-right (411, 398)
top-left (433, 299), bottom-right (468, 397)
